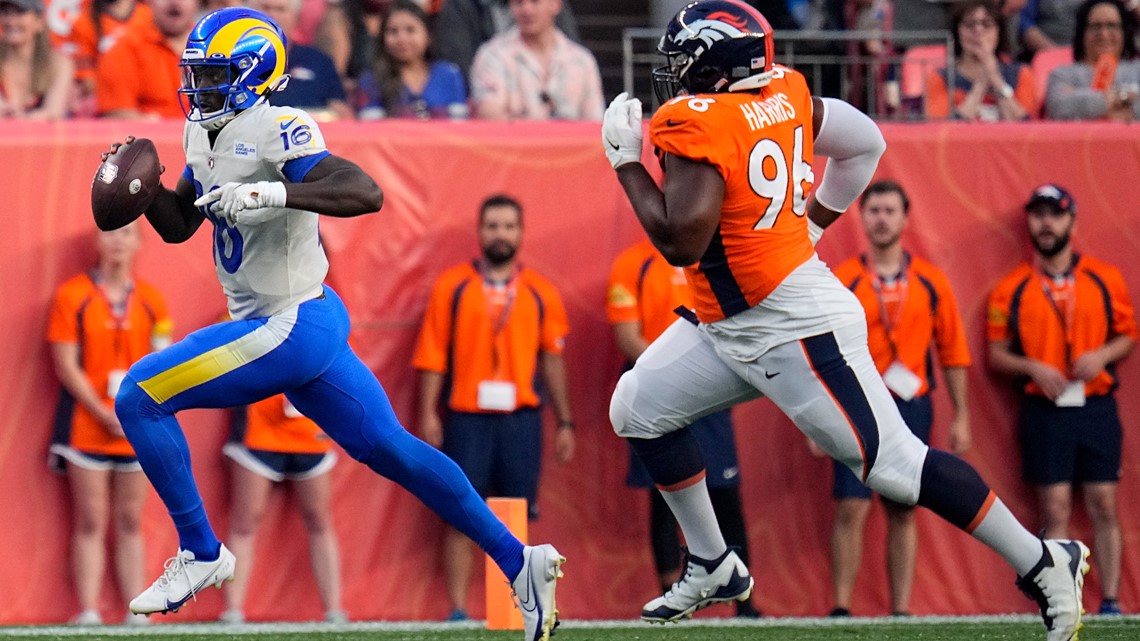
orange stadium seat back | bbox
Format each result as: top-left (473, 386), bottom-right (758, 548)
top-left (902, 43), bottom-right (948, 100)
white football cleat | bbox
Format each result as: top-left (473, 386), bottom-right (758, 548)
top-left (642, 548), bottom-right (754, 623)
top-left (510, 544), bottom-right (565, 641)
top-left (1016, 539), bottom-right (1091, 641)
top-left (129, 545), bottom-right (236, 615)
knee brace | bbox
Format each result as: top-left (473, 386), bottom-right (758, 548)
top-left (627, 428), bottom-right (706, 489)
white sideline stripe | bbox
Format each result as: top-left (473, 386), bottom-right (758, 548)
top-left (1, 615), bottom-right (1137, 636)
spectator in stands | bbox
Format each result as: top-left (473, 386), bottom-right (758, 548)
top-left (988, 183), bottom-right (1135, 616)
top-left (219, 394), bottom-right (347, 624)
top-left (0, 0), bottom-right (73, 119)
top-left (470, 0), bottom-right (602, 120)
top-left (433, 0), bottom-right (579, 81)
top-left (926, 0), bottom-right (1036, 120)
top-left (356, 0), bottom-right (467, 119)
top-left (412, 193), bottom-right (575, 622)
top-left (606, 237), bottom-right (760, 619)
top-left (313, 0), bottom-right (388, 95)
top-left (250, 0), bottom-right (352, 119)
top-left (1019, 0), bottom-right (1085, 56)
top-left (56, 0), bottom-right (152, 117)
top-left (95, 0), bottom-right (199, 119)
top-left (47, 223), bottom-right (172, 626)
top-left (1045, 0), bottom-right (1140, 120)
top-left (821, 180), bottom-right (972, 618)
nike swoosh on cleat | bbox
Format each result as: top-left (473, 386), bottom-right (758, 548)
top-left (519, 569), bottom-right (538, 613)
top-left (764, 371), bottom-right (779, 379)
top-left (164, 570), bottom-right (222, 611)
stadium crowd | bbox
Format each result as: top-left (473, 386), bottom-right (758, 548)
top-left (1, 0), bottom-right (1139, 121)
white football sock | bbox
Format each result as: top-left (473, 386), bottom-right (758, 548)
top-left (971, 496), bottom-right (1044, 575)
top-left (659, 477), bottom-right (727, 561)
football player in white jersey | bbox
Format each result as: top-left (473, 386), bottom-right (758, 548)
top-left (106, 9), bottom-right (564, 638)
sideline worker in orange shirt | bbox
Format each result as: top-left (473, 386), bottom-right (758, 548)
top-left (823, 180), bottom-right (972, 617)
top-left (412, 193), bottom-right (575, 622)
top-left (988, 184), bottom-right (1137, 616)
top-left (219, 392), bottom-right (347, 624)
top-left (606, 237), bottom-right (760, 618)
top-left (46, 222), bottom-right (172, 626)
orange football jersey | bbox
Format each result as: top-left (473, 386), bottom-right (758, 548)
top-left (649, 65), bottom-right (816, 323)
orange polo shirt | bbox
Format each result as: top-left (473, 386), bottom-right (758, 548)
top-left (237, 395), bottom-right (331, 454)
top-left (95, 16), bottom-right (183, 118)
top-left (412, 261), bottom-right (568, 413)
top-left (606, 239), bottom-right (691, 343)
top-left (47, 272), bottom-right (171, 456)
top-left (988, 254), bottom-right (1137, 397)
top-left (833, 253), bottom-right (971, 397)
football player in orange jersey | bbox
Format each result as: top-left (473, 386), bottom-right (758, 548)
top-left (603, 2), bottom-right (1089, 638)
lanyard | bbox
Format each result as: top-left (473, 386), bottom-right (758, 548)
top-left (90, 271), bottom-right (134, 364)
top-left (477, 261), bottom-right (519, 378)
top-left (1039, 271), bottom-right (1076, 368)
top-left (863, 253), bottom-right (910, 361)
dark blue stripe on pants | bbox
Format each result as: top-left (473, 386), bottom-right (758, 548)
top-left (802, 332), bottom-right (880, 481)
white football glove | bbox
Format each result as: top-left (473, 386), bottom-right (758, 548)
top-left (193, 181), bottom-right (288, 225)
top-left (602, 92), bottom-right (643, 169)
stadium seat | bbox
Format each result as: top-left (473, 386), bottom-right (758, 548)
top-left (901, 44), bottom-right (948, 114)
top-left (1032, 46), bottom-right (1074, 111)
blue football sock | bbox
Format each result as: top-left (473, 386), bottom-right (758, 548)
top-left (364, 427), bottom-right (524, 579)
top-left (116, 377), bottom-right (221, 560)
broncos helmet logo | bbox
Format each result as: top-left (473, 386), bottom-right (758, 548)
top-left (671, 18), bottom-right (747, 53)
top-left (706, 10), bottom-right (749, 28)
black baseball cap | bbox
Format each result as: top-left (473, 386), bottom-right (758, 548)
top-left (1025, 183), bottom-right (1076, 215)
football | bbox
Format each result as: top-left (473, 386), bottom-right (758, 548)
top-left (91, 137), bottom-right (163, 231)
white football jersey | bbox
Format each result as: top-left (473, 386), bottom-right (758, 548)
top-left (183, 104), bottom-right (329, 319)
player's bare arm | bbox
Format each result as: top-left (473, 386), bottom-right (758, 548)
top-left (615, 155), bottom-right (724, 266)
top-left (285, 154), bottom-right (384, 217)
top-left (145, 177), bottom-right (208, 243)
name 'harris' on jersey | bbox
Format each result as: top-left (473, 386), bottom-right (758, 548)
top-left (649, 64), bottom-right (816, 324)
top-left (183, 105), bottom-right (331, 321)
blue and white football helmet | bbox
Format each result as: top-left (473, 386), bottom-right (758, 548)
top-left (179, 7), bottom-right (289, 130)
